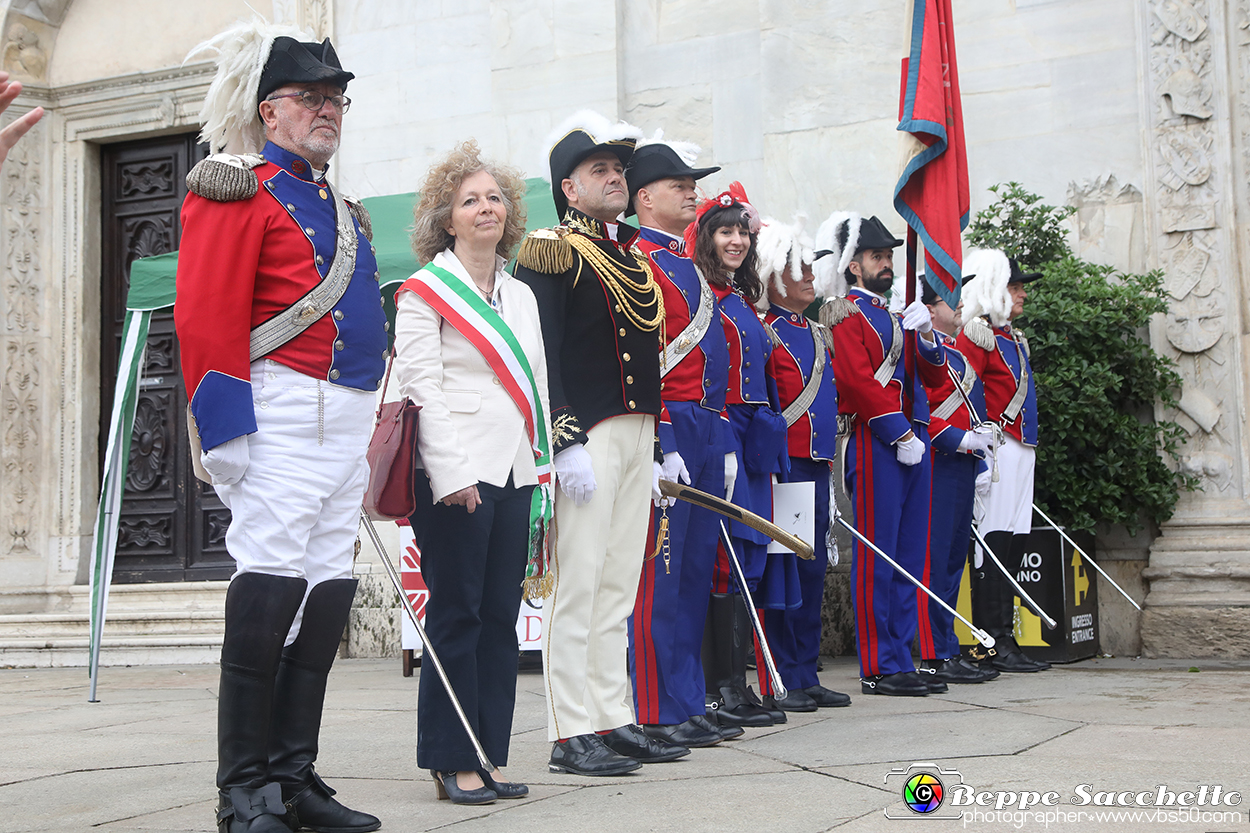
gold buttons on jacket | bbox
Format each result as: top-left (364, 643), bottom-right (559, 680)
top-left (628, 400), bottom-right (637, 410)
top-left (626, 376), bottom-right (634, 385)
top-left (619, 328), bottom-right (627, 337)
top-left (615, 304), bottom-right (622, 313)
top-left (319, 190), bottom-right (328, 200)
top-left (329, 369), bottom-right (340, 380)
top-left (623, 353), bottom-right (631, 362)
top-left (333, 310), bottom-right (344, 320)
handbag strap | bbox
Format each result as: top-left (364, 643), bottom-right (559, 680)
top-left (375, 346), bottom-right (396, 423)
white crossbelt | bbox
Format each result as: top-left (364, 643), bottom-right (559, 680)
top-left (1000, 333), bottom-right (1030, 425)
top-left (873, 313), bottom-right (904, 386)
top-left (659, 265), bottom-right (715, 379)
top-left (933, 358), bottom-right (978, 421)
top-left (782, 323), bottom-right (828, 427)
top-left (248, 180), bottom-right (358, 362)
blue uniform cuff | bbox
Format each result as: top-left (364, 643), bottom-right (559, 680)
top-left (932, 426), bottom-right (965, 456)
top-left (191, 370), bottom-right (257, 451)
top-left (868, 412), bottom-right (911, 446)
top-left (658, 420), bottom-right (677, 455)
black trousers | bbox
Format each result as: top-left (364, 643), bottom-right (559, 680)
top-left (411, 473), bottom-right (532, 772)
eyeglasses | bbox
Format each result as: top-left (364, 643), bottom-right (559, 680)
top-left (267, 90), bottom-right (351, 114)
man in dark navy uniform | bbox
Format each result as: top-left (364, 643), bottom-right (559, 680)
top-left (816, 213), bottom-right (947, 697)
top-left (175, 22), bottom-right (382, 833)
top-left (624, 139), bottom-right (738, 749)
top-left (514, 112), bottom-right (686, 776)
top-left (958, 250), bottom-right (1051, 673)
top-left (916, 275), bottom-right (998, 684)
top-left (758, 217), bottom-right (852, 711)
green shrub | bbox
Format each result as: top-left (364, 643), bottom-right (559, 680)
top-left (965, 183), bottom-right (1196, 534)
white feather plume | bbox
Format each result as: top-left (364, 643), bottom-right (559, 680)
top-left (637, 128), bottom-right (702, 166)
top-left (755, 214), bottom-right (814, 311)
top-left (187, 17), bottom-right (309, 154)
top-left (813, 211), bottom-right (862, 299)
top-left (961, 248), bottom-right (1013, 327)
top-left (545, 110), bottom-right (644, 159)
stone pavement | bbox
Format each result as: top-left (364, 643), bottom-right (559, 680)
top-left (3, 655), bottom-right (1248, 833)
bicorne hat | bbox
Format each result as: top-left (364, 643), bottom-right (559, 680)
top-left (920, 272), bottom-right (976, 306)
top-left (625, 135), bottom-right (720, 217)
top-left (258, 37), bottom-right (354, 103)
top-left (546, 111), bottom-right (643, 219)
top-left (812, 212), bottom-right (903, 299)
top-left (1007, 257), bottom-right (1043, 284)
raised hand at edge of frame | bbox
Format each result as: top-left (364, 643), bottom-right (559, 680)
top-left (0, 72), bottom-right (45, 174)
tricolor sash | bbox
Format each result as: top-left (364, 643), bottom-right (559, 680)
top-left (399, 262), bottom-right (555, 599)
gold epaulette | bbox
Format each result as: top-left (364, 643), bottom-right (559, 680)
top-left (345, 196), bottom-right (372, 241)
top-left (819, 296), bottom-right (859, 329)
top-left (962, 316), bottom-right (995, 351)
top-left (185, 153), bottom-right (266, 201)
top-left (517, 227), bottom-right (576, 274)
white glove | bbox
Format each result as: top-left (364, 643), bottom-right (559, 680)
top-left (957, 430), bottom-right (995, 458)
top-left (895, 434), bottom-right (925, 466)
top-left (724, 452), bottom-right (738, 498)
top-left (661, 451), bottom-right (690, 486)
top-left (975, 466), bottom-right (993, 497)
top-left (554, 444), bottom-right (597, 507)
top-left (202, 435), bottom-right (250, 486)
top-left (901, 300), bottom-right (933, 334)
top-left (651, 461), bottom-right (671, 508)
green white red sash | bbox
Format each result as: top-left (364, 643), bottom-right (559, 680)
top-left (398, 262), bottom-right (554, 598)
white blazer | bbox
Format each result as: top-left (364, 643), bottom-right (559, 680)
top-left (393, 249), bottom-right (551, 503)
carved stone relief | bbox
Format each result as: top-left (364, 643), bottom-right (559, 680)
top-left (1145, 0), bottom-right (1237, 493)
top-left (273, 0), bottom-right (332, 40)
top-left (1, 114), bottom-right (42, 550)
top-left (1, 14), bottom-right (54, 82)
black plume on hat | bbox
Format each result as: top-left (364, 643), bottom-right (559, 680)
top-left (258, 37), bottom-right (354, 103)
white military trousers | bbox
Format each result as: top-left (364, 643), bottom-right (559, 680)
top-left (977, 435), bottom-right (1036, 536)
top-left (542, 414), bottom-right (654, 741)
top-left (215, 359), bottom-right (375, 643)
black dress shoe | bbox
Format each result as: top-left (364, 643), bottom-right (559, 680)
top-left (283, 773), bottom-right (381, 832)
top-left (745, 688), bottom-right (786, 723)
top-left (643, 719), bottom-right (722, 748)
top-left (914, 666), bottom-right (949, 693)
top-left (548, 734), bottom-right (642, 776)
top-left (921, 657), bottom-right (989, 684)
top-left (603, 724), bottom-right (689, 763)
top-left (965, 645), bottom-right (1001, 679)
top-left (433, 771), bottom-right (496, 805)
top-left (478, 769), bottom-right (528, 800)
top-left (800, 685), bottom-right (851, 707)
top-left (708, 699), bottom-right (774, 727)
top-left (992, 648), bottom-right (1048, 673)
top-left (691, 713), bottom-right (742, 740)
top-left (861, 672), bottom-right (929, 696)
top-left (765, 691), bottom-right (817, 712)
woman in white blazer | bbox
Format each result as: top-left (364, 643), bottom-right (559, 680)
top-left (393, 141), bottom-right (549, 805)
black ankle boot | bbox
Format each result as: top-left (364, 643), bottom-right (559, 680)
top-left (268, 579), bottom-right (380, 833)
top-left (216, 573), bottom-right (307, 833)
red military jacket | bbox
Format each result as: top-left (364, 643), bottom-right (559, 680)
top-left (174, 142), bottom-right (387, 450)
top-left (956, 317), bottom-right (1038, 447)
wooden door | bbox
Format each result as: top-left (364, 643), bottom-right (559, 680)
top-left (100, 134), bottom-right (234, 582)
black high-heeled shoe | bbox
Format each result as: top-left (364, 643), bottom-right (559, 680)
top-left (432, 771), bottom-right (497, 805)
top-left (478, 769), bottom-right (529, 799)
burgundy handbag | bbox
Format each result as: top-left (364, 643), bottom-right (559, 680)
top-left (364, 350), bottom-right (422, 521)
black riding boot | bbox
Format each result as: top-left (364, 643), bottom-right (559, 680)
top-left (268, 579), bottom-right (380, 833)
top-left (216, 572), bottom-right (308, 833)
top-left (968, 531), bottom-right (1012, 669)
top-left (704, 593), bottom-right (772, 727)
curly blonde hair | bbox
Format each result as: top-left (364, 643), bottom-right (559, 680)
top-left (411, 140), bottom-right (528, 265)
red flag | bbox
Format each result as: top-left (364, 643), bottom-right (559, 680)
top-left (894, 0), bottom-right (969, 310)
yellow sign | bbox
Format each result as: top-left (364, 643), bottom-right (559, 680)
top-left (1072, 548), bottom-right (1089, 608)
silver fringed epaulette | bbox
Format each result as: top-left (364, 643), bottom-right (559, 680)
top-left (516, 227), bottom-right (575, 274)
top-left (185, 153), bottom-right (266, 201)
top-left (763, 321), bottom-right (782, 348)
top-left (962, 316), bottom-right (995, 351)
top-left (1018, 332), bottom-right (1031, 359)
top-left (815, 321), bottom-right (835, 358)
top-left (345, 197), bottom-right (372, 241)
top-left (819, 296), bottom-right (859, 329)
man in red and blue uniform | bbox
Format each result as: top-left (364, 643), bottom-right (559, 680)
top-left (916, 276), bottom-right (998, 685)
top-left (759, 217), bottom-right (852, 711)
top-left (174, 30), bottom-right (383, 833)
top-left (818, 214), bottom-right (947, 697)
top-left (958, 251), bottom-right (1050, 673)
top-left (623, 141), bottom-right (737, 750)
